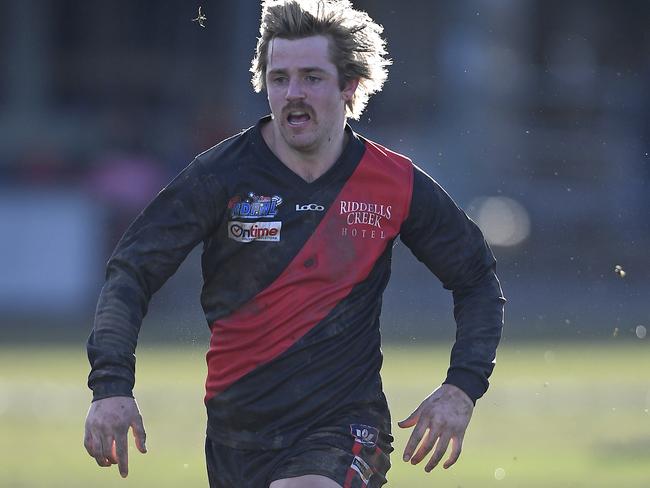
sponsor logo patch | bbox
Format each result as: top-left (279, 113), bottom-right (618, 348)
top-left (228, 221), bottom-right (282, 243)
top-left (340, 200), bottom-right (392, 239)
top-left (295, 203), bottom-right (325, 212)
top-left (351, 456), bottom-right (373, 484)
top-left (228, 192), bottom-right (283, 219)
top-left (350, 424), bottom-right (379, 448)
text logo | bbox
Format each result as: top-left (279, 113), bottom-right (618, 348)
top-left (295, 203), bottom-right (325, 212)
top-left (228, 192), bottom-right (283, 219)
top-left (228, 221), bottom-right (282, 243)
top-left (340, 200), bottom-right (392, 239)
top-left (340, 201), bottom-right (392, 228)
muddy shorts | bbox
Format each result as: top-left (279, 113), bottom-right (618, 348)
top-left (205, 423), bottom-right (393, 488)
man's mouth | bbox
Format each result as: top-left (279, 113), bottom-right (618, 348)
top-left (287, 111), bottom-right (311, 126)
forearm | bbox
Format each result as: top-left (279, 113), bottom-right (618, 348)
top-left (444, 269), bottom-right (505, 403)
top-left (87, 264), bottom-right (150, 400)
top-left (86, 157), bottom-right (222, 400)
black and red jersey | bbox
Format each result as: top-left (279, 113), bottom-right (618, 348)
top-left (87, 116), bottom-right (505, 450)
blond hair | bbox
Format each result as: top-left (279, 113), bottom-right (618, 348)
top-left (251, 0), bottom-right (391, 120)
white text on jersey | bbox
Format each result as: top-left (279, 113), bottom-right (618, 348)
top-left (295, 204), bottom-right (325, 212)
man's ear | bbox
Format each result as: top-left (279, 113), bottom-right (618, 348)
top-left (341, 78), bottom-right (360, 102)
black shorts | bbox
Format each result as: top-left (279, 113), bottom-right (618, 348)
top-left (205, 423), bottom-right (393, 488)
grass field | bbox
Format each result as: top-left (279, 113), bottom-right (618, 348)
top-left (1, 342), bottom-right (648, 487)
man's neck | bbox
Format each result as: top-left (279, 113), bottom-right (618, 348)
top-left (261, 120), bottom-right (348, 183)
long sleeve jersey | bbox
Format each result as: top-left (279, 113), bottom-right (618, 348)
top-left (87, 116), bottom-right (505, 450)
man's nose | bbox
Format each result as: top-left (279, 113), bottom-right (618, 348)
top-left (286, 78), bottom-right (306, 101)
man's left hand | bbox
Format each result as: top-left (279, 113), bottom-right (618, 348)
top-left (397, 384), bottom-right (473, 471)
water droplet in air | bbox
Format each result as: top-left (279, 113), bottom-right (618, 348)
top-left (495, 467), bottom-right (506, 480)
top-left (636, 325), bottom-right (647, 339)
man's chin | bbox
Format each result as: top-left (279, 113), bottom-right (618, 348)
top-left (282, 132), bottom-right (317, 152)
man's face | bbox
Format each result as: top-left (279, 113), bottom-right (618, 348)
top-left (265, 35), bottom-right (355, 154)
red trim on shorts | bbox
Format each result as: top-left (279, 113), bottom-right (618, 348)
top-left (343, 441), bottom-right (366, 488)
top-left (352, 441), bottom-right (363, 456)
top-left (343, 469), bottom-right (355, 488)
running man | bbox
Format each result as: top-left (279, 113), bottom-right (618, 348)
top-left (84, 1), bottom-right (505, 486)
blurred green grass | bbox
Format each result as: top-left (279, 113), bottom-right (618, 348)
top-left (1, 341), bottom-right (648, 487)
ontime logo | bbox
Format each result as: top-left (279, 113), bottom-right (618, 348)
top-left (228, 221), bottom-right (282, 242)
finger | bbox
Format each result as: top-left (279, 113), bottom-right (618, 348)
top-left (94, 456), bottom-right (112, 468)
top-left (410, 429), bottom-right (439, 465)
top-left (115, 434), bottom-right (129, 478)
top-left (402, 420), bottom-right (428, 462)
top-left (425, 434), bottom-right (451, 472)
top-left (94, 436), bottom-right (112, 467)
top-left (397, 406), bottom-right (421, 429)
top-left (132, 417), bottom-right (147, 453)
top-left (84, 429), bottom-right (96, 457)
top-left (443, 435), bottom-right (464, 469)
top-left (100, 434), bottom-right (117, 465)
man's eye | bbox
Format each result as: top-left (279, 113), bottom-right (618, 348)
top-left (272, 77), bottom-right (287, 84)
top-left (306, 76), bottom-right (321, 83)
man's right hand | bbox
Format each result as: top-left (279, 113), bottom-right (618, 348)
top-left (84, 396), bottom-right (147, 478)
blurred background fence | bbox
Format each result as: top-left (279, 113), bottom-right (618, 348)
top-left (1, 0), bottom-right (649, 344)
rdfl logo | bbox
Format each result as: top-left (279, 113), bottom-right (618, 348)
top-left (295, 203), bottom-right (325, 212)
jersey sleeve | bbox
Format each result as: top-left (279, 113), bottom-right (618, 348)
top-left (399, 165), bottom-right (506, 403)
top-left (87, 158), bottom-right (225, 401)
